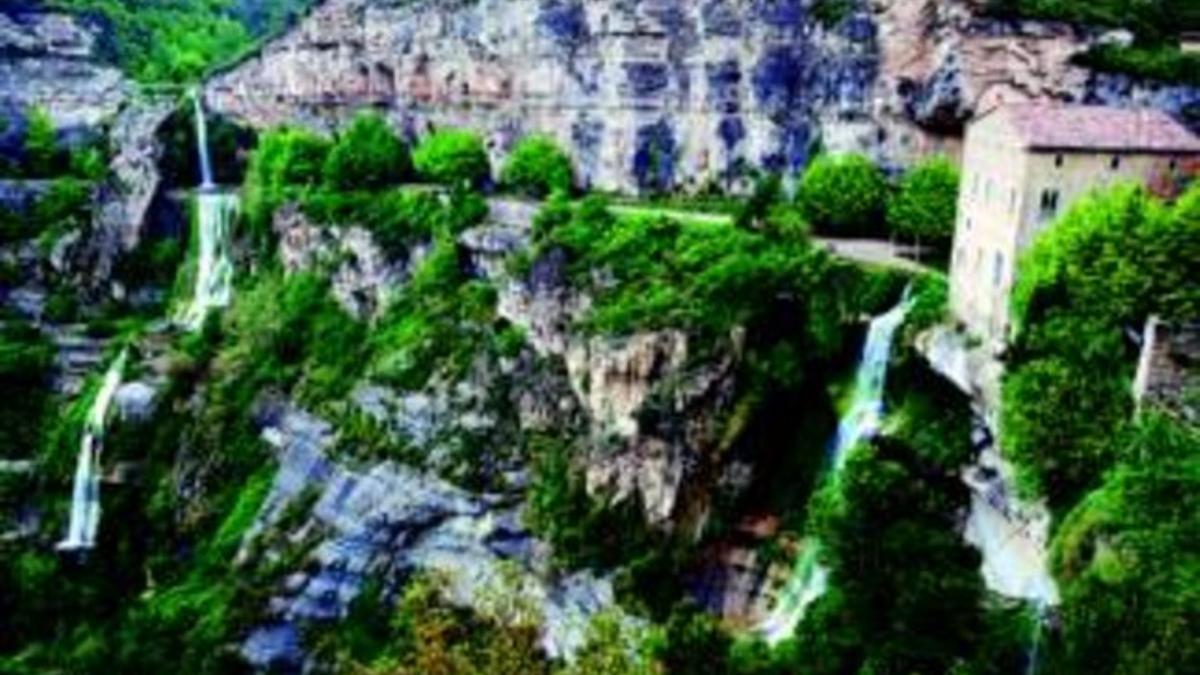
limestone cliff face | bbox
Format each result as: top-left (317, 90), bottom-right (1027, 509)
top-left (0, 10), bottom-right (129, 149)
top-left (207, 0), bottom-right (1198, 190)
top-left (207, 0), bottom-right (882, 191)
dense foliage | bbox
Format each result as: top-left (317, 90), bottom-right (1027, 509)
top-left (323, 112), bottom-right (411, 191)
top-left (501, 135), bottom-right (574, 197)
top-left (887, 155), bottom-right (960, 251)
top-left (796, 153), bottom-right (888, 237)
top-left (413, 129), bottom-right (492, 188)
top-left (52, 0), bottom-right (317, 82)
top-left (0, 324), bottom-right (53, 460)
top-left (1047, 416), bottom-right (1200, 674)
top-left (1004, 183), bottom-right (1200, 505)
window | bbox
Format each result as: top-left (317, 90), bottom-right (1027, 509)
top-left (1169, 158), bottom-right (1179, 172)
top-left (1055, 154), bottom-right (1064, 168)
top-left (1039, 189), bottom-right (1060, 220)
top-left (992, 252), bottom-right (1005, 287)
top-left (965, 216), bottom-right (973, 231)
top-left (1010, 189), bottom-right (1018, 213)
top-left (1110, 155), bottom-right (1121, 170)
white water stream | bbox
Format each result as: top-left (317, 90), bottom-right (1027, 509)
top-left (57, 350), bottom-right (127, 551)
top-left (178, 92), bottom-right (238, 330)
top-left (758, 292), bottom-right (913, 644)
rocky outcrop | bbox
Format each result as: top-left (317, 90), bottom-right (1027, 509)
top-left (208, 0), bottom-right (1198, 187)
top-left (69, 97), bottom-right (177, 294)
top-left (0, 10), bottom-right (129, 150)
top-left (274, 203), bottom-right (410, 320)
top-left (915, 325), bottom-right (1059, 606)
top-left (496, 242), bottom-right (741, 528)
top-left (241, 406), bottom-right (623, 668)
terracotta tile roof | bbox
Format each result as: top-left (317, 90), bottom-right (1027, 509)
top-left (996, 103), bottom-right (1200, 154)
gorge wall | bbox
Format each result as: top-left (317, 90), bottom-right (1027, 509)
top-left (206, 0), bottom-right (1200, 192)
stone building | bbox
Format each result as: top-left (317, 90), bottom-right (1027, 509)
top-left (949, 103), bottom-right (1200, 344)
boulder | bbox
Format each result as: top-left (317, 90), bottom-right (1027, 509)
top-left (115, 381), bottom-right (158, 423)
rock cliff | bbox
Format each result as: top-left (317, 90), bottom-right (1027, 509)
top-left (0, 9), bottom-right (129, 150)
top-left (207, 0), bottom-right (1199, 191)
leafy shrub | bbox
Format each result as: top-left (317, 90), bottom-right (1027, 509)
top-left (734, 172), bottom-right (783, 231)
top-left (300, 188), bottom-right (442, 257)
top-left (501, 135), bottom-right (573, 196)
top-left (1074, 44), bottom-right (1200, 86)
top-left (797, 153), bottom-right (888, 237)
top-left (23, 106), bottom-right (59, 177)
top-left (413, 129), bottom-right (491, 187)
top-left (887, 156), bottom-right (960, 248)
top-left (0, 322), bottom-right (53, 459)
top-left (322, 112), bottom-right (410, 190)
top-left (243, 126), bottom-right (332, 247)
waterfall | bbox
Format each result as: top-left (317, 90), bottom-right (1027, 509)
top-left (179, 193), bottom-right (238, 329)
top-left (757, 290), bottom-right (913, 644)
top-left (192, 91), bottom-right (214, 189)
top-left (830, 290), bottom-right (913, 471)
top-left (179, 91), bottom-right (238, 330)
top-left (57, 350), bottom-right (127, 552)
top-left (1025, 601), bottom-right (1051, 675)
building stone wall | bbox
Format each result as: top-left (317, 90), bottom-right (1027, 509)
top-left (950, 108), bottom-right (1200, 344)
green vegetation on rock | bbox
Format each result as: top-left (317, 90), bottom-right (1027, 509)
top-left (413, 129), bottom-right (492, 188)
top-left (502, 135), bottom-right (575, 197)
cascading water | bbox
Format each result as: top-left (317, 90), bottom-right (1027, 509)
top-left (193, 91), bottom-right (214, 189)
top-left (830, 292), bottom-right (913, 470)
top-left (179, 91), bottom-right (238, 330)
top-left (57, 350), bottom-right (127, 551)
top-left (1025, 601), bottom-right (1049, 675)
top-left (757, 290), bottom-right (913, 644)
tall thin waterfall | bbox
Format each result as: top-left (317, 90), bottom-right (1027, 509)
top-left (757, 290), bottom-right (913, 644)
top-left (179, 92), bottom-right (238, 330)
top-left (829, 291), bottom-right (913, 471)
top-left (57, 350), bottom-right (127, 551)
top-left (1025, 601), bottom-right (1049, 675)
top-left (193, 91), bottom-right (214, 189)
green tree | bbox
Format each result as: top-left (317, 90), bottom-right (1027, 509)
top-left (1004, 183), bottom-right (1200, 506)
top-left (323, 112), bottom-right (410, 190)
top-left (24, 106), bottom-right (59, 177)
top-left (797, 153), bottom-right (888, 237)
top-left (413, 129), bottom-right (491, 187)
top-left (1048, 416), bottom-right (1200, 675)
top-left (887, 155), bottom-right (960, 249)
top-left (501, 135), bottom-right (573, 196)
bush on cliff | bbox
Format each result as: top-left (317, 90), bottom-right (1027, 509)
top-left (797, 153), bottom-right (888, 237)
top-left (502, 135), bottom-right (574, 197)
top-left (23, 106), bottom-right (60, 177)
top-left (242, 126), bottom-right (332, 250)
top-left (413, 129), bottom-right (491, 188)
top-left (887, 156), bottom-right (960, 251)
top-left (323, 113), bottom-right (410, 191)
